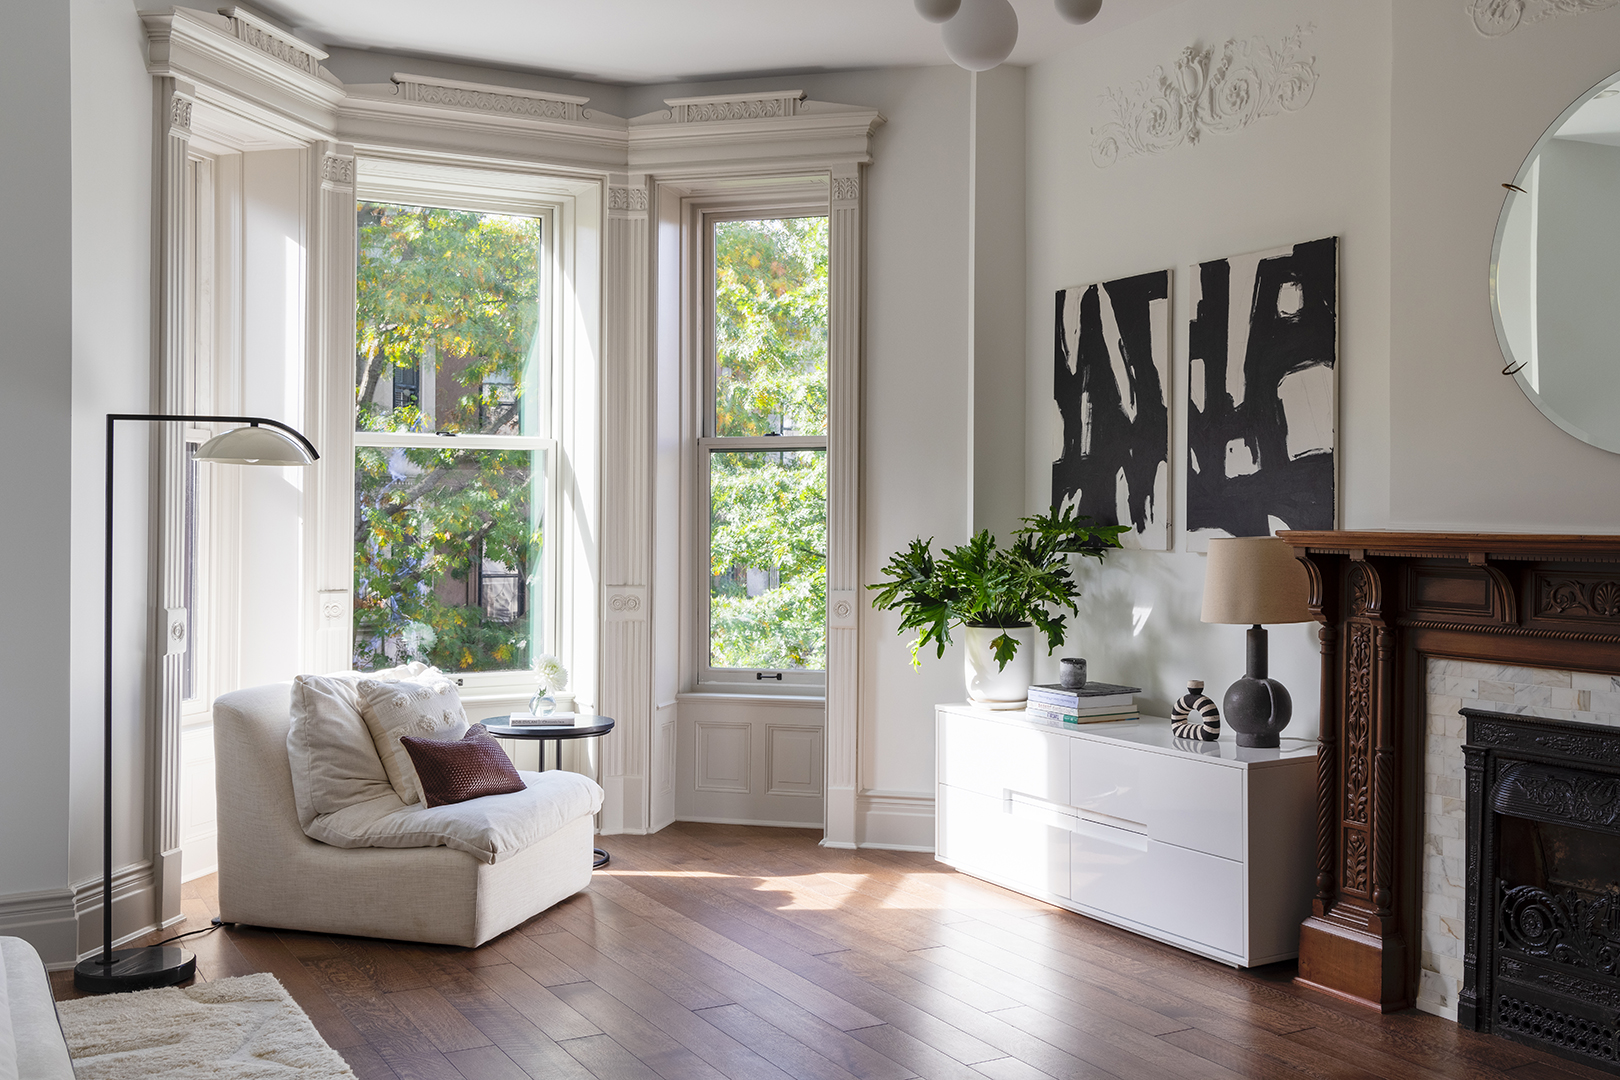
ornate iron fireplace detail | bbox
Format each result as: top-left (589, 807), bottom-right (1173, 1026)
top-left (1462, 708), bottom-right (1620, 1070)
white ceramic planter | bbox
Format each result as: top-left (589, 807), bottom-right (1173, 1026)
top-left (963, 624), bottom-right (1034, 709)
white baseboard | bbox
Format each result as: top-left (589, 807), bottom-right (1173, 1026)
top-left (73, 861), bottom-right (159, 962)
top-left (858, 789), bottom-right (936, 851)
top-left (0, 887), bottom-right (77, 967)
top-left (0, 859), bottom-right (161, 969)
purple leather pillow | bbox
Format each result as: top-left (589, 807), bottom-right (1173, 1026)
top-left (400, 724), bottom-right (525, 808)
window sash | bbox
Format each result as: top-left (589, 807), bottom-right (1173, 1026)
top-left (695, 207), bottom-right (830, 692)
top-left (351, 184), bottom-right (561, 691)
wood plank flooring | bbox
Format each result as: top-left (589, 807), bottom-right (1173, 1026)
top-left (50, 823), bottom-right (1612, 1080)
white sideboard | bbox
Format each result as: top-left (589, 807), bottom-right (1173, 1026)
top-left (935, 702), bottom-right (1318, 967)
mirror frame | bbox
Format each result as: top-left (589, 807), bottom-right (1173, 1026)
top-left (1490, 69), bottom-right (1620, 456)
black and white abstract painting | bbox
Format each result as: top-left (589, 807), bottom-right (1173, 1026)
top-left (1186, 237), bottom-right (1338, 551)
top-left (1051, 269), bottom-right (1172, 550)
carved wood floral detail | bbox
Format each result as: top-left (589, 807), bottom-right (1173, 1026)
top-left (1345, 829), bottom-right (1370, 894)
top-left (1538, 578), bottom-right (1620, 620)
top-left (1468, 0), bottom-right (1620, 37)
top-left (1345, 621), bottom-right (1373, 825)
top-left (1090, 25), bottom-right (1319, 168)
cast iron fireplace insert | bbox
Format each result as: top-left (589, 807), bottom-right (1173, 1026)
top-left (1461, 707), bottom-right (1620, 1072)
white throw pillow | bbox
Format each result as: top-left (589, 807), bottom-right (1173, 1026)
top-left (286, 662), bottom-right (426, 828)
top-left (356, 668), bottom-right (470, 806)
top-left (304, 769), bottom-right (604, 864)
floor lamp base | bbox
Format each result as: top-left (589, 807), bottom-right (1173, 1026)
top-left (73, 946), bottom-right (196, 994)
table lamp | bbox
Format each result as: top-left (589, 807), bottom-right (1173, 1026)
top-left (1200, 536), bottom-right (1312, 748)
top-left (74, 414), bottom-right (317, 994)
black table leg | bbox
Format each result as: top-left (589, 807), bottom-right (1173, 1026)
top-left (593, 848), bottom-right (609, 869)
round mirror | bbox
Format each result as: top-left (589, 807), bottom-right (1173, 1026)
top-left (1492, 71), bottom-right (1620, 455)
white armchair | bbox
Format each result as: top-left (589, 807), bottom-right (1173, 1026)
top-left (213, 683), bottom-right (599, 947)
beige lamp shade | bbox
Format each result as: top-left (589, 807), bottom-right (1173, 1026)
top-left (1200, 536), bottom-right (1312, 625)
top-left (195, 425), bottom-right (316, 466)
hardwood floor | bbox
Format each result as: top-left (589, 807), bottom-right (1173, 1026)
top-left (51, 823), bottom-right (1612, 1080)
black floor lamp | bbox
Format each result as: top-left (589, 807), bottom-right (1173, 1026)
top-left (73, 413), bottom-right (318, 994)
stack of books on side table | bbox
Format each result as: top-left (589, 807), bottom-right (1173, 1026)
top-left (504, 712), bottom-right (578, 726)
top-left (1024, 682), bottom-right (1141, 724)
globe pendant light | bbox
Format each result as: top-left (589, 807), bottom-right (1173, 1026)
top-left (941, 0), bottom-right (1018, 72)
top-left (1054, 0), bottom-right (1103, 24)
top-left (915, 0), bottom-right (961, 23)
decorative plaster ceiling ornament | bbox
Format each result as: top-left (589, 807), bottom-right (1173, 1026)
top-left (915, 0), bottom-right (962, 23)
top-left (1467, 0), bottom-right (1620, 37)
top-left (1055, 0), bottom-right (1104, 24)
top-left (1090, 25), bottom-right (1319, 168)
top-left (941, 0), bottom-right (1019, 71)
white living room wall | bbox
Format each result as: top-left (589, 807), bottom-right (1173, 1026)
top-left (1022, 0), bottom-right (1394, 729)
top-left (0, 0), bottom-right (78, 959)
top-left (1389, 1), bottom-right (1620, 530)
top-left (67, 0), bottom-right (160, 957)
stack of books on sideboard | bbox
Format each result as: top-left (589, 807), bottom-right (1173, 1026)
top-left (1025, 681), bottom-right (1141, 724)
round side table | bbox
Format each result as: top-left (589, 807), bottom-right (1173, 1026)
top-left (485, 715), bottom-right (615, 869)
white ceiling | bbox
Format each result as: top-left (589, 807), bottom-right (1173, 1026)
top-left (257, 0), bottom-right (1180, 85)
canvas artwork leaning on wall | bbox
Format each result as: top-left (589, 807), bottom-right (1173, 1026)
top-left (1051, 269), bottom-right (1173, 551)
top-left (1186, 236), bottom-right (1339, 550)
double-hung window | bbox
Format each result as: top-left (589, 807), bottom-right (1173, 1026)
top-left (351, 198), bottom-right (555, 683)
top-left (698, 212), bottom-right (829, 691)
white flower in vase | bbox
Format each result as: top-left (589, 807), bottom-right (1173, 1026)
top-left (530, 655), bottom-right (570, 715)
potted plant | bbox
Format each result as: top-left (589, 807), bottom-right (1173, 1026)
top-left (868, 506), bottom-right (1125, 708)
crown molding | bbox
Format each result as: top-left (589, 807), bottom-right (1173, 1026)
top-left (141, 6), bottom-right (344, 146)
top-left (628, 101), bottom-right (884, 173)
top-left (219, 6), bottom-right (328, 68)
top-left (141, 13), bottom-right (882, 175)
top-left (662, 89), bottom-right (805, 123)
top-left (391, 72), bottom-right (595, 122)
top-left (338, 88), bottom-right (631, 174)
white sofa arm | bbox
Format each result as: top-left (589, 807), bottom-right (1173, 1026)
top-left (1, 937), bottom-right (76, 1080)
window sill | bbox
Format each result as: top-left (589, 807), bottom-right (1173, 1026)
top-left (676, 691), bottom-right (826, 707)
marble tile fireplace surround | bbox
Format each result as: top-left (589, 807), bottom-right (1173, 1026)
top-left (1420, 660), bottom-right (1620, 1019)
top-left (1276, 532), bottom-right (1620, 1018)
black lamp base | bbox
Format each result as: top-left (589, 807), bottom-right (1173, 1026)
top-left (1222, 676), bottom-right (1292, 747)
top-left (73, 946), bottom-right (196, 994)
top-left (1222, 625), bottom-right (1294, 749)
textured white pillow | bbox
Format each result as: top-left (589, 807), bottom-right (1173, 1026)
top-left (356, 669), bottom-right (470, 806)
top-left (286, 662), bottom-right (426, 828)
top-left (304, 769), bottom-right (604, 864)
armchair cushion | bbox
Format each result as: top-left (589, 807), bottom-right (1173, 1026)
top-left (357, 669), bottom-right (470, 806)
top-left (287, 662), bottom-right (426, 827)
top-left (404, 724), bottom-right (527, 807)
top-left (303, 768), bottom-right (603, 864)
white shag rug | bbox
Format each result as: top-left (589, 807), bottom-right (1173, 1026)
top-left (56, 973), bottom-right (356, 1079)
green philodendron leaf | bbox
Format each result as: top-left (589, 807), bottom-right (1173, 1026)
top-left (870, 505), bottom-right (1125, 667)
top-left (990, 632), bottom-right (1019, 670)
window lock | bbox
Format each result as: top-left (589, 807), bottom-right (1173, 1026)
top-left (756, 671), bottom-right (784, 681)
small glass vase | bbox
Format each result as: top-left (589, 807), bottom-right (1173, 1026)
top-left (528, 690), bottom-right (556, 716)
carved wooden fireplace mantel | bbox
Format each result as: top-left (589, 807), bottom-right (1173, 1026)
top-left (1277, 531), bottom-right (1620, 1012)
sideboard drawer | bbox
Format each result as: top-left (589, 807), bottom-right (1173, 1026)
top-left (1071, 735), bottom-right (1244, 859)
top-left (938, 783), bottom-right (1071, 901)
top-left (940, 711), bottom-right (1069, 805)
top-left (1070, 828), bottom-right (1244, 958)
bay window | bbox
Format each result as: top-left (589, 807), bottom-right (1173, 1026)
top-left (351, 197), bottom-right (556, 684)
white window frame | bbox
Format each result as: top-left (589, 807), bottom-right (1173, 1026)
top-left (687, 192), bottom-right (832, 695)
top-left (347, 174), bottom-right (565, 699)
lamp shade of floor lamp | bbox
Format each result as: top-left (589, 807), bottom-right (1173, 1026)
top-left (73, 414), bottom-right (317, 994)
top-left (1200, 536), bottom-right (1313, 748)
